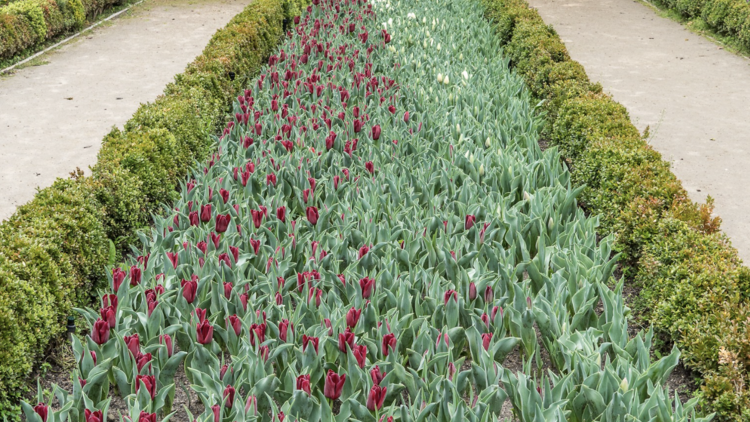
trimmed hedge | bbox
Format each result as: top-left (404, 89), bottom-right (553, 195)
top-left (480, 0), bottom-right (750, 420)
top-left (0, 0), bottom-right (306, 417)
top-left (0, 0), bottom-right (116, 61)
top-left (652, 0), bottom-right (750, 52)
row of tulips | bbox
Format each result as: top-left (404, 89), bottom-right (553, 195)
top-left (23, 0), bottom-right (712, 420)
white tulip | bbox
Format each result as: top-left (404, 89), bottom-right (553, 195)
top-left (479, 164), bottom-right (485, 176)
top-left (443, 75), bottom-right (449, 84)
top-left (485, 137), bottom-right (491, 148)
top-left (462, 70), bottom-right (469, 80)
top-left (436, 43), bottom-right (441, 51)
top-left (437, 73), bottom-right (443, 83)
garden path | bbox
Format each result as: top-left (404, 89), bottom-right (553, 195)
top-left (0, 0), bottom-right (251, 220)
top-left (525, 0), bottom-right (750, 261)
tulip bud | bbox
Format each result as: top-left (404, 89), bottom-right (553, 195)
top-left (484, 286), bottom-right (494, 303)
top-left (196, 320), bottom-right (213, 344)
top-left (91, 319), bottom-right (110, 345)
top-left (296, 374), bottom-right (311, 395)
top-left (346, 307), bottom-right (361, 329)
top-left (223, 385), bottom-right (236, 408)
top-left (33, 403), bottom-right (48, 422)
top-left (323, 370), bottom-right (346, 400)
top-left (382, 333), bottom-right (397, 356)
top-left (468, 282), bottom-right (477, 301)
top-left (366, 385), bottom-right (388, 412)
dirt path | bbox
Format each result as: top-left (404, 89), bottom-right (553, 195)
top-left (0, 0), bottom-right (252, 221)
top-left (525, 0), bottom-right (750, 262)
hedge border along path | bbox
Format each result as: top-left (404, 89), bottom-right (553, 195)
top-left (0, 0), bottom-right (126, 63)
top-left (21, 0), bottom-right (711, 420)
top-left (0, 0), bottom-right (308, 416)
top-left (479, 0), bottom-right (750, 419)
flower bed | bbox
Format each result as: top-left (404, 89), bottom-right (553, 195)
top-left (22, 0), bottom-right (712, 420)
top-left (480, 0), bottom-right (750, 419)
top-left (0, 0), bottom-right (306, 417)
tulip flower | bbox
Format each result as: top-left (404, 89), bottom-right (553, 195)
top-left (245, 395), bottom-right (258, 416)
top-left (33, 403), bottom-right (48, 422)
top-left (484, 286), bottom-right (494, 303)
top-left (129, 266), bottom-right (142, 286)
top-left (465, 214), bottom-right (476, 230)
top-left (84, 409), bottom-right (103, 422)
top-left (189, 211), bottom-right (199, 226)
top-left (211, 405), bottom-right (221, 422)
top-left (481, 313), bottom-right (491, 329)
top-left (215, 214), bottom-right (231, 233)
top-left (324, 370), bottom-right (346, 400)
top-left (250, 238), bottom-right (261, 254)
top-left (91, 319), bottom-right (110, 345)
top-left (371, 124), bottom-right (381, 140)
top-left (275, 292), bottom-right (283, 305)
top-left (337, 274), bottom-right (346, 285)
top-left (403, 111), bottom-right (409, 123)
top-left (366, 385), bottom-right (387, 412)
top-left (201, 204), bottom-right (212, 223)
top-left (481, 333), bottom-right (493, 351)
top-left (102, 293), bottom-right (118, 310)
top-left (365, 161), bottom-right (374, 174)
top-left (302, 335), bottom-right (319, 354)
top-left (195, 307), bottom-right (207, 323)
top-left (279, 319), bottom-right (290, 342)
top-left (346, 307), bottom-right (361, 329)
top-left (100, 306), bottom-right (116, 328)
top-left (251, 209), bottom-right (263, 229)
top-left (360, 277), bottom-right (375, 299)
top-left (370, 365), bottom-right (386, 385)
top-left (223, 385), bottom-right (236, 408)
top-left (382, 333), bottom-right (397, 356)
top-left (306, 206), bottom-right (319, 225)
top-left (276, 206), bottom-right (286, 222)
top-left (135, 352), bottom-right (152, 373)
top-left (353, 344), bottom-right (367, 368)
top-left (444, 290), bottom-right (458, 304)
top-left (296, 374), bottom-right (311, 395)
top-left (159, 334), bottom-right (173, 357)
top-left (224, 281), bottom-right (233, 299)
top-left (448, 362), bottom-right (457, 381)
top-left (124, 334), bottom-right (140, 356)
top-left (138, 412), bottom-right (156, 422)
top-left (112, 268), bottom-right (126, 292)
top-left (266, 174), bottom-right (277, 186)
top-left (227, 315), bottom-right (242, 336)
top-left (469, 282), bottom-right (477, 301)
top-left (136, 374), bottom-right (156, 399)
top-left (197, 320), bottom-right (214, 345)
top-left (218, 253), bottom-right (232, 268)
top-left (333, 175), bottom-right (341, 190)
top-left (338, 328), bottom-right (355, 352)
top-left (181, 278), bottom-right (198, 304)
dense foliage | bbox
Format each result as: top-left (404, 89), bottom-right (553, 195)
top-left (23, 0), bottom-right (712, 420)
top-left (0, 0), bottom-right (303, 417)
top-left (480, 0), bottom-right (750, 419)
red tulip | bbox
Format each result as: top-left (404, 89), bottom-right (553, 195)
top-left (481, 333), bottom-right (493, 351)
top-left (338, 328), bottom-right (355, 352)
top-left (250, 238), bottom-right (261, 254)
top-left (354, 119), bottom-right (362, 133)
top-left (484, 286), bottom-right (494, 303)
top-left (366, 385), bottom-right (387, 411)
top-left (382, 333), bottom-right (397, 356)
top-left (465, 214), bottom-right (476, 230)
top-left (100, 306), bottom-right (116, 328)
top-left (245, 395), bottom-right (258, 415)
top-left (403, 111), bottom-right (409, 123)
top-left (469, 282), bottom-right (477, 301)
top-left (448, 362), bottom-right (457, 381)
top-left (201, 204), bottom-right (212, 223)
top-left (124, 333), bottom-right (140, 356)
top-left (371, 125), bottom-right (381, 140)
top-left (181, 278), bottom-right (198, 304)
top-left (102, 293), bottom-right (118, 310)
top-left (337, 274), bottom-right (346, 284)
top-left (227, 314), bottom-right (242, 336)
top-left (365, 161), bottom-right (374, 174)
top-left (84, 409), bottom-right (103, 422)
top-left (353, 344), bottom-right (367, 368)
top-left (223, 385), bottom-right (236, 408)
top-left (129, 266), bottom-right (141, 286)
top-left (195, 307), bottom-right (207, 323)
top-left (323, 318), bottom-right (333, 336)
top-left (216, 214), bottom-right (231, 233)
top-left (218, 253), bottom-right (232, 268)
top-left (266, 174), bottom-right (277, 186)
top-left (250, 323), bottom-right (266, 346)
top-left (138, 412), bottom-right (156, 422)
top-left (135, 352), bottom-right (152, 373)
top-left (481, 313), bottom-right (491, 329)
top-left (296, 374), bottom-right (311, 395)
top-left (370, 365), bottom-right (386, 385)
top-left (136, 374), bottom-right (156, 399)
top-left (276, 206), bottom-right (286, 222)
top-left (279, 319), bottom-right (290, 342)
top-left (333, 175), bottom-right (340, 190)
top-left (323, 370), bottom-right (346, 400)
top-left (444, 290), bottom-right (458, 304)
top-left (306, 206), bottom-right (319, 225)
top-left (219, 188), bottom-right (230, 204)
top-left (346, 307), bottom-right (361, 329)
top-left (359, 277), bottom-right (375, 299)
top-left (91, 319), bottom-right (110, 345)
top-left (189, 211), bottom-right (199, 226)
top-left (251, 209), bottom-right (263, 229)
top-left (358, 245), bottom-right (369, 259)
top-left (302, 335), bottom-right (319, 354)
top-left (33, 403), bottom-right (48, 422)
top-left (112, 268), bottom-right (126, 292)
top-left (159, 334), bottom-right (173, 357)
top-left (197, 320), bottom-right (214, 344)
top-left (224, 281), bottom-right (233, 299)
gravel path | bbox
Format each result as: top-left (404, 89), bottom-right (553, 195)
top-left (526, 0), bottom-right (750, 261)
top-left (0, 0), bottom-right (252, 221)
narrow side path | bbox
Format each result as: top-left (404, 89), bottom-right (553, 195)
top-left (526, 0), bottom-right (750, 261)
top-left (0, 0), bottom-right (252, 220)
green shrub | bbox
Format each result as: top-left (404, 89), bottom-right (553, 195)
top-left (481, 0), bottom-right (750, 418)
